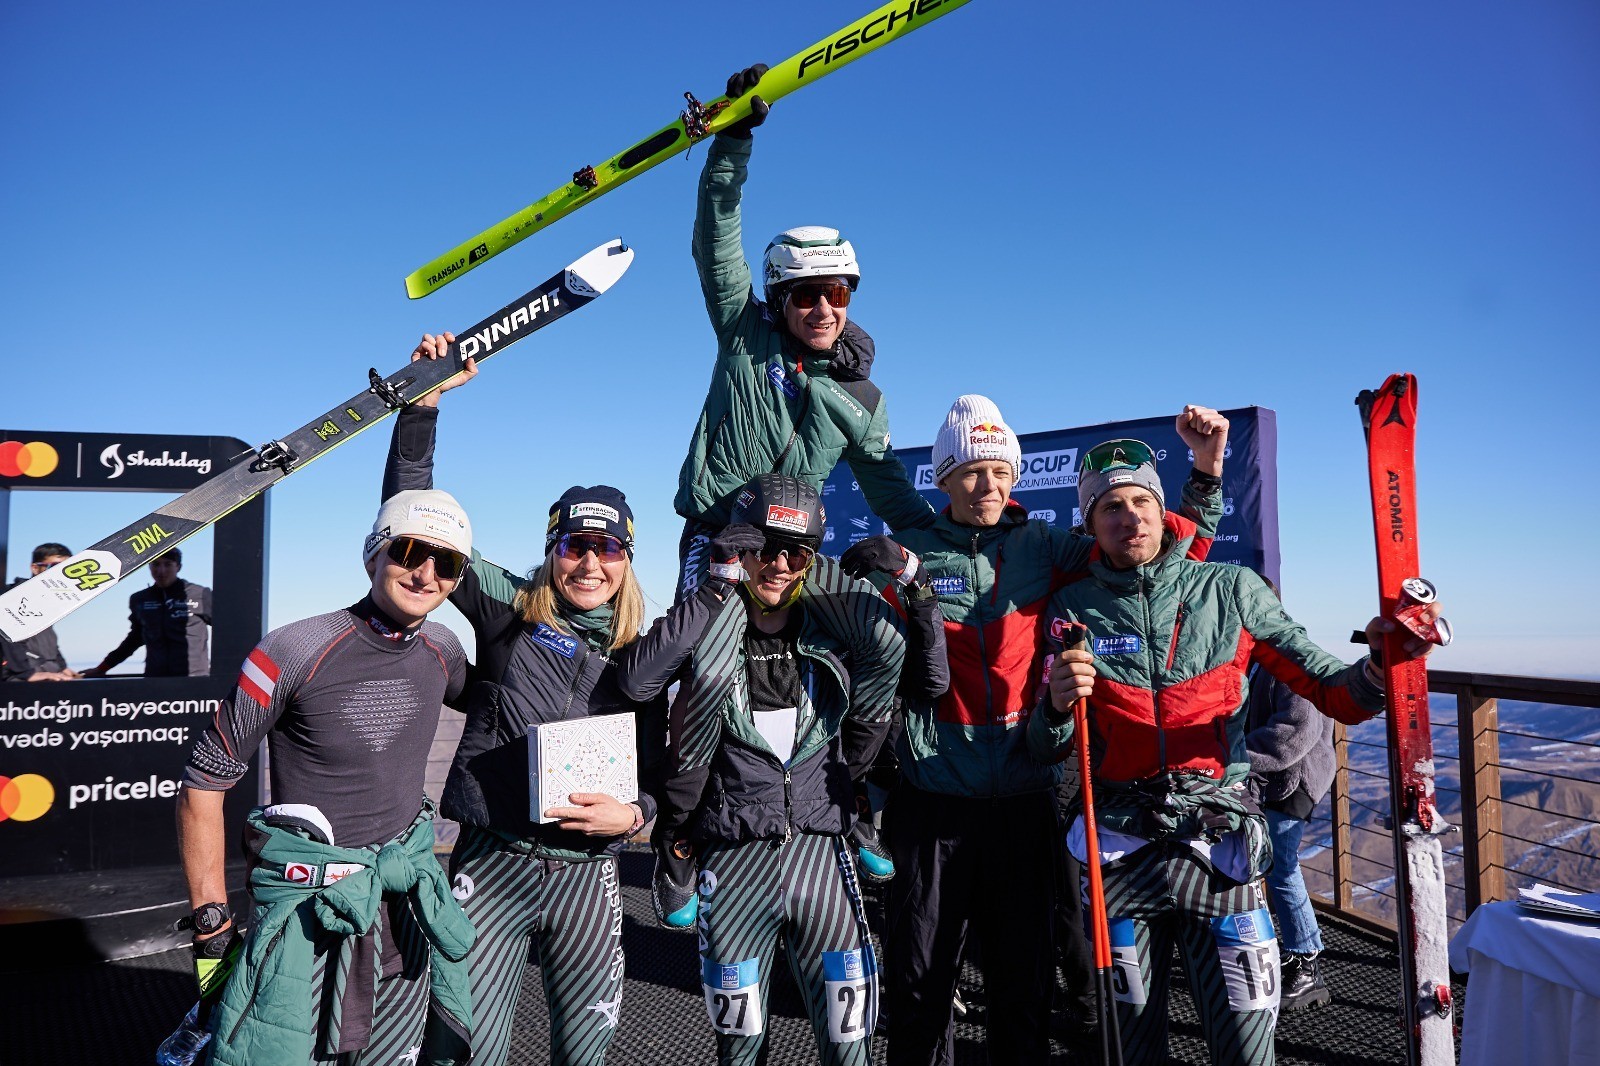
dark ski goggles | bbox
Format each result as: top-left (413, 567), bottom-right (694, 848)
top-left (386, 535), bottom-right (468, 581)
top-left (1081, 438), bottom-right (1157, 474)
top-left (554, 532), bottom-right (628, 562)
top-left (786, 281), bottom-right (853, 310)
top-left (748, 539), bottom-right (817, 568)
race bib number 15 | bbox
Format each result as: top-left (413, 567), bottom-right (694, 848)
top-left (1212, 908), bottom-right (1280, 1012)
top-left (1108, 918), bottom-right (1148, 1006)
top-left (702, 957), bottom-right (763, 1036)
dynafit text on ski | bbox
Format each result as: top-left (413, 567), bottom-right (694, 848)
top-left (0, 239), bottom-right (635, 644)
top-left (1356, 372), bottom-right (1457, 1066)
top-left (402, 0), bottom-right (973, 299)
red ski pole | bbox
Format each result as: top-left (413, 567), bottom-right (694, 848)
top-left (1064, 622), bottom-right (1124, 1066)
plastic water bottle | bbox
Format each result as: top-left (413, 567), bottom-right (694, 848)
top-left (155, 1001), bottom-right (211, 1066)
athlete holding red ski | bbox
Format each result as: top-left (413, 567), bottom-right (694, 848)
top-left (1037, 437), bottom-right (1446, 1066)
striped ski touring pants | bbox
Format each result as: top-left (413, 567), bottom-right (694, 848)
top-left (696, 831), bottom-right (879, 1066)
top-left (1099, 840), bottom-right (1280, 1066)
top-left (443, 826), bottom-right (626, 1066)
top-left (302, 895), bottom-right (433, 1064)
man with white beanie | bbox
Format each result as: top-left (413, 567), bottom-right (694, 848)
top-left (871, 394), bottom-right (1230, 1066)
top-left (174, 489), bottom-right (476, 1065)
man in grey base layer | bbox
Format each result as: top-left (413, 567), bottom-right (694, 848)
top-left (176, 490), bottom-right (475, 1065)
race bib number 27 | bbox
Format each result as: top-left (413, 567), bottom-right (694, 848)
top-left (702, 957), bottom-right (762, 1037)
top-left (822, 948), bottom-right (877, 1044)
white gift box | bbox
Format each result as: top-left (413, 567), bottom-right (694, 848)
top-left (527, 713), bottom-right (638, 824)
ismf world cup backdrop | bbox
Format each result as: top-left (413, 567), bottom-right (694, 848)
top-left (820, 407), bottom-right (1279, 581)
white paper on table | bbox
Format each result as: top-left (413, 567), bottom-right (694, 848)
top-left (1517, 883), bottom-right (1600, 921)
top-left (528, 713), bottom-right (638, 824)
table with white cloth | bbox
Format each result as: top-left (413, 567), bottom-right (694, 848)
top-left (1449, 899), bottom-right (1600, 1066)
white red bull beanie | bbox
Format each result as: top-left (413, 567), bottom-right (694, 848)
top-left (930, 394), bottom-right (1022, 487)
top-left (363, 489), bottom-right (473, 564)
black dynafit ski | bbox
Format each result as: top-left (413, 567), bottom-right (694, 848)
top-left (1357, 372), bottom-right (1455, 1066)
top-left (0, 239), bottom-right (634, 643)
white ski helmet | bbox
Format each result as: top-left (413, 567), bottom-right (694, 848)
top-left (762, 226), bottom-right (860, 307)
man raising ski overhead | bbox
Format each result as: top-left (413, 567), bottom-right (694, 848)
top-left (673, 64), bottom-right (935, 600)
top-left (1034, 438), bottom-right (1445, 1066)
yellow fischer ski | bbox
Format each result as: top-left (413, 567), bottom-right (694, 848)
top-left (403, 0), bottom-right (973, 299)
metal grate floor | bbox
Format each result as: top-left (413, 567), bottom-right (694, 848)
top-left (6, 849), bottom-right (1463, 1065)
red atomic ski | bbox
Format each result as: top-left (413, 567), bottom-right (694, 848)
top-left (1356, 373), bottom-right (1455, 1066)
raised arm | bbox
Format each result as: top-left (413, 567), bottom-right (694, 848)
top-left (693, 67), bottom-right (769, 341)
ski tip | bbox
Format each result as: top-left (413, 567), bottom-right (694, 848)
top-left (565, 238), bottom-right (634, 296)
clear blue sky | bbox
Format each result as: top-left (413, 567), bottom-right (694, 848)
top-left (5, 2), bottom-right (1597, 678)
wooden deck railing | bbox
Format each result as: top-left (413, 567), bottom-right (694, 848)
top-left (1309, 669), bottom-right (1600, 935)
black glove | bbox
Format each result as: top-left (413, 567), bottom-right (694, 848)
top-left (840, 535), bottom-right (920, 586)
top-left (708, 523), bottom-right (766, 583)
top-left (721, 64), bottom-right (770, 138)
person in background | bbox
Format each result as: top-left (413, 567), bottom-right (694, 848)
top-left (84, 547), bottom-right (211, 677)
top-left (1244, 575), bottom-right (1337, 1012)
top-left (2, 542), bottom-right (79, 681)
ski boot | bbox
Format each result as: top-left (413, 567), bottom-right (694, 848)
top-left (652, 837), bottom-right (699, 930)
top-left (848, 788), bottom-right (895, 883)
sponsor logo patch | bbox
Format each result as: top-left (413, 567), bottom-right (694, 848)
top-left (930, 575), bottom-right (968, 597)
top-left (1093, 635), bottom-right (1144, 656)
top-left (531, 623), bottom-right (579, 659)
top-left (569, 502), bottom-right (620, 523)
top-left (284, 862), bottom-right (317, 885)
top-left (767, 362), bottom-right (800, 400)
top-left (323, 862), bottom-right (363, 885)
top-left (765, 505), bottom-right (809, 535)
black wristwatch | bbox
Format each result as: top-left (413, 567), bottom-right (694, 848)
top-left (180, 901), bottom-right (231, 936)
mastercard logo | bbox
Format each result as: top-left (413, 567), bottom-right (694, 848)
top-left (0, 441), bottom-right (60, 479)
top-left (0, 773), bottom-right (56, 822)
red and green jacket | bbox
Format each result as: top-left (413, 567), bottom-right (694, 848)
top-left (892, 471), bottom-right (1221, 798)
top-left (1030, 550), bottom-right (1384, 837)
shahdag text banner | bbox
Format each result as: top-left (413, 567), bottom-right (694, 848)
top-left (820, 406), bottom-right (1279, 583)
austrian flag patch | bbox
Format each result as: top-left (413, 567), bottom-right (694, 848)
top-left (238, 647), bottom-right (279, 706)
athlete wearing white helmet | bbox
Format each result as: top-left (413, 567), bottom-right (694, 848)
top-left (672, 64), bottom-right (935, 602)
top-left (761, 225), bottom-right (860, 351)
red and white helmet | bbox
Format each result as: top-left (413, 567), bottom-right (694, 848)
top-left (762, 226), bottom-right (860, 306)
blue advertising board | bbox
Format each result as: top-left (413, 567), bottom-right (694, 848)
top-left (820, 406), bottom-right (1279, 584)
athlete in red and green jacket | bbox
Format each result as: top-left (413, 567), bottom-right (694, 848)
top-left (1035, 436), bottom-right (1443, 1066)
top-left (880, 395), bottom-right (1231, 1066)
